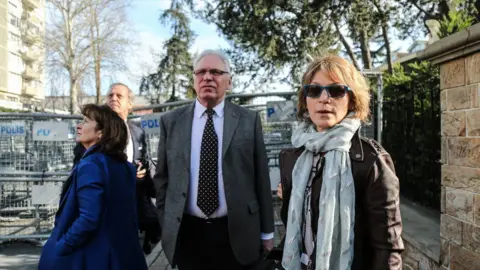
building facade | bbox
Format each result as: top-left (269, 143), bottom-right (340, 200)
top-left (0, 0), bottom-right (44, 111)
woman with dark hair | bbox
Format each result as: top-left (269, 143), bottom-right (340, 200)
top-left (39, 104), bottom-right (147, 270)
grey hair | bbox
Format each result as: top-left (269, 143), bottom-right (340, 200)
top-left (193, 49), bottom-right (231, 73)
top-left (107, 82), bottom-right (135, 104)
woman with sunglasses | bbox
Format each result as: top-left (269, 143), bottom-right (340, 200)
top-left (277, 55), bottom-right (404, 270)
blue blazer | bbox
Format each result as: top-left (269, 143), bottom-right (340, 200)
top-left (38, 147), bottom-right (147, 270)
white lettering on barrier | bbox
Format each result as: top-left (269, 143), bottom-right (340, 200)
top-left (33, 121), bottom-right (70, 141)
top-left (0, 121), bottom-right (26, 137)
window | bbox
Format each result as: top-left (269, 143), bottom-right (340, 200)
top-left (8, 96), bottom-right (18, 102)
top-left (9, 13), bottom-right (20, 28)
top-left (9, 53), bottom-right (23, 72)
top-left (33, 80), bottom-right (42, 88)
top-left (8, 32), bottom-right (20, 48)
top-left (8, 72), bottom-right (22, 93)
top-left (27, 22), bottom-right (39, 34)
top-left (25, 80), bottom-right (42, 89)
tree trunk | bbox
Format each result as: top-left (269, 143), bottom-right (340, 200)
top-left (371, 0), bottom-right (393, 73)
top-left (95, 58), bottom-right (101, 104)
top-left (332, 18), bottom-right (362, 70)
top-left (382, 23), bottom-right (393, 74)
top-left (170, 83), bottom-right (176, 101)
top-left (438, 0), bottom-right (451, 18)
top-left (359, 28), bottom-right (372, 70)
top-left (90, 2), bottom-right (102, 104)
top-left (70, 79), bottom-right (78, 114)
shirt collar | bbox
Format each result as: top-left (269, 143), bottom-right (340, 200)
top-left (194, 99), bottom-right (225, 118)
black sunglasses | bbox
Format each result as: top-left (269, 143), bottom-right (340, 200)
top-left (302, 84), bottom-right (352, 99)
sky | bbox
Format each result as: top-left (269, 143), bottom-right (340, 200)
top-left (110, 0), bottom-right (231, 96)
top-left (70, 0), bottom-right (421, 98)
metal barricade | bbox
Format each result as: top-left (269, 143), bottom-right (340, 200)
top-left (0, 90), bottom-right (380, 242)
top-left (0, 114), bottom-right (79, 241)
top-left (0, 172), bottom-right (68, 241)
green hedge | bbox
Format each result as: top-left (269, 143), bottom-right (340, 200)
top-left (0, 107), bottom-right (23, 113)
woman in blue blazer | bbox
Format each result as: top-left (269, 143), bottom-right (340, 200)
top-left (39, 104), bottom-right (147, 270)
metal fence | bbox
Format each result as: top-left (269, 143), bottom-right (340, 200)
top-left (0, 91), bottom-right (379, 243)
top-left (0, 113), bottom-right (80, 241)
top-left (0, 93), bottom-right (299, 242)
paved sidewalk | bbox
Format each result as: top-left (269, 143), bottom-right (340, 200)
top-left (0, 241), bottom-right (43, 270)
top-left (0, 240), bottom-right (170, 270)
top-left (146, 242), bottom-right (173, 270)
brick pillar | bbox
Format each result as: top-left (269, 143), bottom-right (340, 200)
top-left (438, 53), bottom-right (480, 269)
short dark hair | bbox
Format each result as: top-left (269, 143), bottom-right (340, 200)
top-left (81, 104), bottom-right (128, 161)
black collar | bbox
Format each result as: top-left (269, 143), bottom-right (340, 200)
top-left (349, 131), bottom-right (364, 161)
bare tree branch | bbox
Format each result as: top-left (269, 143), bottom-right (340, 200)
top-left (45, 0), bottom-right (133, 112)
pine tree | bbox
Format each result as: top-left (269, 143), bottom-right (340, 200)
top-left (194, 1), bottom-right (339, 90)
top-left (139, 0), bottom-right (195, 104)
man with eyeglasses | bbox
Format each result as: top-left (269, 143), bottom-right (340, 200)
top-left (153, 49), bottom-right (274, 270)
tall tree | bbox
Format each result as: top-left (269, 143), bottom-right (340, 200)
top-left (139, 0), bottom-right (195, 104)
top-left (371, 0), bottom-right (394, 73)
top-left (85, 0), bottom-right (132, 104)
top-left (194, 0), bottom-right (400, 88)
top-left (331, 11), bottom-right (362, 71)
top-left (46, 0), bottom-right (92, 113)
top-left (395, 0), bottom-right (478, 39)
top-left (346, 0), bottom-right (378, 70)
top-left (195, 1), bottom-right (340, 90)
top-left (46, 0), bottom-right (133, 113)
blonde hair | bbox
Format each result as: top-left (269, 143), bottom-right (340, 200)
top-left (297, 55), bottom-right (371, 122)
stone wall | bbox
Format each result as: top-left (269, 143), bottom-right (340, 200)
top-left (403, 241), bottom-right (441, 270)
top-left (412, 23), bottom-right (480, 270)
top-left (438, 53), bottom-right (480, 270)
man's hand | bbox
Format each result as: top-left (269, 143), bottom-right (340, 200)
top-left (277, 183), bottom-right (283, 200)
top-left (262, 238), bottom-right (274, 253)
top-left (136, 162), bottom-right (147, 180)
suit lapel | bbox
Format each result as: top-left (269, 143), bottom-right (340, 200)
top-left (180, 103), bottom-right (195, 164)
top-left (222, 102), bottom-right (239, 158)
top-left (127, 122), bottom-right (138, 161)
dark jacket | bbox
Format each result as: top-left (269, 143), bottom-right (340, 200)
top-left (39, 147), bottom-right (147, 270)
top-left (73, 122), bottom-right (160, 238)
top-left (279, 131), bottom-right (404, 270)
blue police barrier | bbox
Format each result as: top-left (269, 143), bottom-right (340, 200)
top-left (141, 119), bottom-right (160, 129)
top-left (36, 129), bottom-right (51, 136)
top-left (0, 124), bottom-right (25, 136)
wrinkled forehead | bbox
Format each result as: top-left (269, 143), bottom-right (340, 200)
top-left (108, 85), bottom-right (129, 97)
top-left (310, 66), bottom-right (345, 86)
top-left (194, 54), bottom-right (228, 71)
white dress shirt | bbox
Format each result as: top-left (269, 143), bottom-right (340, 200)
top-left (125, 122), bottom-right (134, 163)
top-left (186, 99), bottom-right (274, 240)
top-left (186, 99), bottom-right (226, 218)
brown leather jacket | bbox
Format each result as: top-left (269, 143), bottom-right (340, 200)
top-left (279, 132), bottom-right (404, 270)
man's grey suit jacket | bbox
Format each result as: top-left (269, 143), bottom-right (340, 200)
top-left (153, 101), bottom-right (274, 267)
